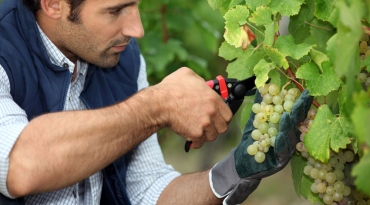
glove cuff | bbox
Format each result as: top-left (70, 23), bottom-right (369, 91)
top-left (209, 149), bottom-right (240, 198)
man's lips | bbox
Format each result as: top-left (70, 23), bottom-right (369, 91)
top-left (112, 44), bottom-right (128, 52)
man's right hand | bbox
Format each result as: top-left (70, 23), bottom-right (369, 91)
top-left (155, 67), bottom-right (233, 149)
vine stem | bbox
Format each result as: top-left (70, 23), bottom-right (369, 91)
top-left (286, 68), bottom-right (321, 108)
top-left (161, 5), bottom-right (169, 43)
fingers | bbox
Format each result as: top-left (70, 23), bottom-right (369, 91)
top-left (159, 67), bottom-right (234, 149)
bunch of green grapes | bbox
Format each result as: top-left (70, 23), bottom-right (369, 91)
top-left (296, 109), bottom-right (369, 205)
top-left (246, 83), bottom-right (301, 163)
top-left (359, 33), bottom-right (370, 90)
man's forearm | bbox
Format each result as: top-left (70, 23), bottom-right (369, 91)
top-left (7, 86), bottom-right (165, 197)
top-left (157, 170), bottom-right (223, 205)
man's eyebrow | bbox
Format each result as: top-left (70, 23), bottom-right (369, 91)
top-left (104, 0), bottom-right (141, 10)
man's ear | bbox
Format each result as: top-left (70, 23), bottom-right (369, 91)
top-left (39, 0), bottom-right (64, 19)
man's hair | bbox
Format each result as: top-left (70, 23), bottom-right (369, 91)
top-left (21, 0), bottom-right (85, 23)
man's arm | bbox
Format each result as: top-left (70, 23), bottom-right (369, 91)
top-left (157, 170), bottom-right (223, 205)
top-left (5, 67), bottom-right (232, 198)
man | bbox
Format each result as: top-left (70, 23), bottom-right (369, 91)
top-left (1, 0), bottom-right (313, 204)
top-left (0, 0), bottom-right (232, 204)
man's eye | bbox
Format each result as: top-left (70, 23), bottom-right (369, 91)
top-left (109, 9), bottom-right (121, 15)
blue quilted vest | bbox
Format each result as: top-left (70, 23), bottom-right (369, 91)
top-left (0, 0), bottom-right (141, 204)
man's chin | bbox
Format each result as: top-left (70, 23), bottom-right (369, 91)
top-left (91, 54), bottom-right (120, 68)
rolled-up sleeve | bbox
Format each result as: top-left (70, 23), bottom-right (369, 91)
top-left (0, 65), bottom-right (28, 198)
top-left (125, 55), bottom-right (181, 204)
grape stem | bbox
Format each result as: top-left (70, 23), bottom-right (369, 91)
top-left (287, 68), bottom-right (321, 108)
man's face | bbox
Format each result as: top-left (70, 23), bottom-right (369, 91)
top-left (56, 0), bottom-right (144, 68)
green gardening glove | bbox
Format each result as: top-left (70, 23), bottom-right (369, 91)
top-left (209, 89), bottom-right (313, 205)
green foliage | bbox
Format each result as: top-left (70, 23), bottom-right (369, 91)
top-left (138, 0), bottom-right (226, 85)
top-left (207, 0), bottom-right (370, 201)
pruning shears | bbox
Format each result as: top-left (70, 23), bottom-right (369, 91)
top-left (184, 75), bottom-right (257, 152)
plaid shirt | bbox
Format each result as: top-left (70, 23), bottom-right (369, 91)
top-left (0, 25), bottom-right (180, 205)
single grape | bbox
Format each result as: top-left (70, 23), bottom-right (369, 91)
top-left (253, 119), bottom-right (259, 128)
top-left (317, 183), bottom-right (327, 193)
top-left (358, 73), bottom-right (368, 83)
top-left (247, 145), bottom-right (258, 155)
top-left (315, 162), bottom-right (323, 170)
top-left (329, 158), bottom-right (338, 167)
top-left (252, 103), bottom-right (261, 114)
top-left (264, 105), bottom-right (274, 115)
top-left (334, 162), bottom-right (344, 171)
top-left (268, 127), bottom-right (278, 137)
top-left (343, 150), bottom-right (354, 162)
top-left (255, 112), bottom-right (268, 123)
top-left (283, 100), bottom-right (294, 112)
top-left (274, 104), bottom-right (284, 114)
top-left (303, 165), bottom-right (313, 176)
top-left (310, 168), bottom-right (320, 179)
top-left (296, 142), bottom-right (305, 152)
top-left (281, 89), bottom-right (288, 96)
top-left (263, 93), bottom-right (273, 104)
top-left (323, 194), bottom-right (334, 205)
top-left (333, 181), bottom-right (345, 192)
top-left (333, 192), bottom-right (343, 202)
top-left (258, 84), bottom-right (269, 95)
top-left (284, 94), bottom-right (296, 102)
top-left (254, 151), bottom-right (266, 163)
top-left (272, 95), bottom-right (283, 105)
top-left (360, 41), bottom-right (368, 54)
top-left (260, 140), bottom-right (269, 147)
top-left (258, 122), bottom-right (269, 134)
top-left (288, 88), bottom-right (299, 97)
top-left (353, 190), bottom-right (365, 201)
top-left (326, 185), bottom-right (335, 195)
top-left (308, 157), bottom-right (316, 165)
top-left (251, 129), bottom-right (262, 140)
top-left (269, 112), bottom-right (281, 124)
top-left (268, 84), bottom-right (280, 95)
top-left (333, 170), bottom-right (344, 181)
top-left (326, 172), bottom-right (337, 184)
top-left (342, 186), bottom-right (351, 197)
top-left (318, 170), bottom-right (327, 180)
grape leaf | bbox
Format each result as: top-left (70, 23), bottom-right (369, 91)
top-left (288, 0), bottom-right (315, 43)
top-left (296, 61), bottom-right (341, 96)
top-left (360, 56), bottom-right (370, 73)
top-left (352, 153), bottom-right (370, 197)
top-left (269, 0), bottom-right (305, 16)
top-left (309, 49), bottom-right (329, 70)
top-left (290, 155), bottom-right (322, 204)
top-left (309, 19), bottom-right (336, 52)
top-left (226, 50), bottom-right (266, 79)
top-left (219, 41), bottom-right (246, 61)
top-left (207, 0), bottom-right (228, 9)
top-left (313, 0), bottom-right (335, 21)
top-left (333, 0), bottom-right (363, 78)
top-left (264, 47), bottom-right (289, 69)
top-left (351, 91), bottom-right (370, 146)
top-left (244, 0), bottom-right (271, 11)
top-left (305, 105), bottom-right (352, 163)
top-left (254, 59), bottom-right (275, 87)
top-left (248, 6), bottom-right (272, 26)
top-left (274, 35), bottom-right (314, 60)
top-left (263, 21), bottom-right (278, 47)
top-left (224, 6), bottom-right (256, 49)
